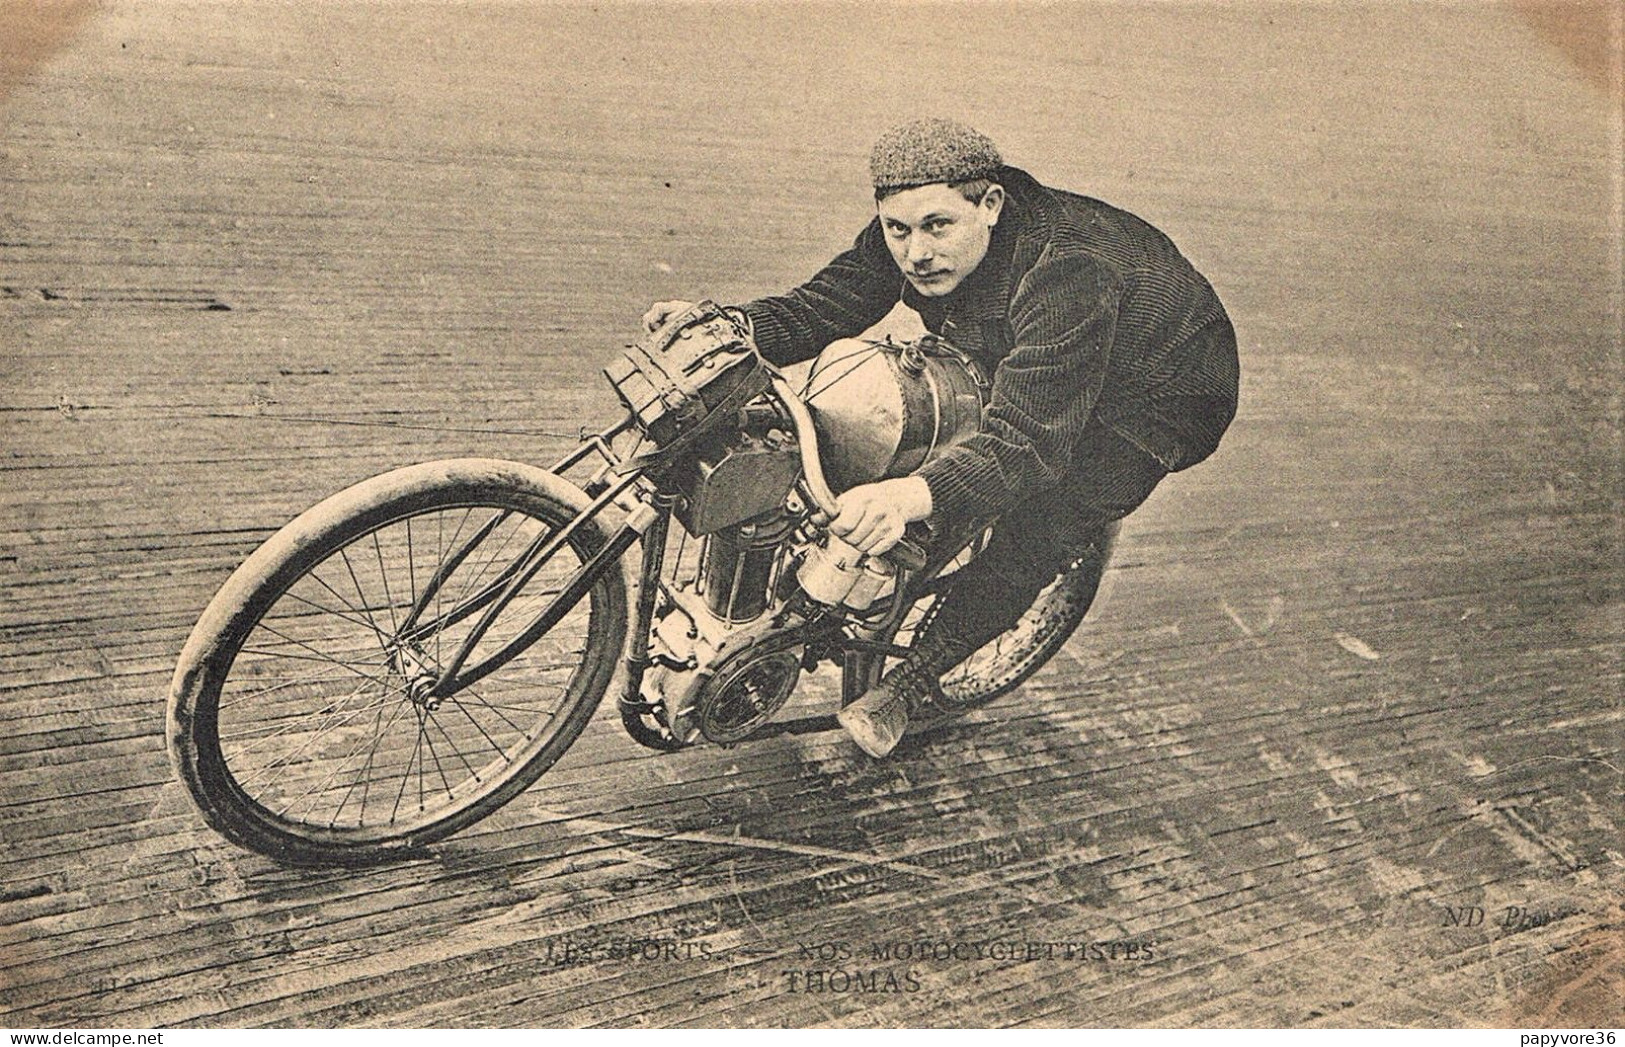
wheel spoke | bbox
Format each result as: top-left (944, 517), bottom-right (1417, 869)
top-left (389, 708), bottom-right (428, 825)
top-left (441, 687), bottom-right (518, 762)
top-left (337, 546), bottom-right (392, 653)
top-left (220, 671), bottom-right (382, 745)
top-left (435, 511), bottom-right (448, 669)
top-left (218, 664), bottom-right (370, 710)
top-left (275, 585), bottom-right (383, 635)
top-left (246, 621), bottom-right (394, 685)
top-left (220, 691), bottom-right (376, 750)
top-left (181, 474), bottom-right (623, 857)
top-left (279, 695), bottom-right (414, 822)
top-left (229, 685), bottom-right (402, 789)
top-left (372, 530), bottom-right (402, 637)
top-left (405, 516), bottom-right (417, 611)
top-left (343, 697), bottom-right (416, 828)
top-left (448, 510), bottom-right (528, 610)
top-left (318, 698), bottom-right (396, 826)
top-left (446, 681), bottom-right (528, 738)
top-left (418, 713), bottom-right (457, 801)
top-left (425, 710), bottom-right (484, 784)
top-left (304, 564), bottom-right (373, 616)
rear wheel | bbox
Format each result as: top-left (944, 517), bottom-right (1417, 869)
top-left (844, 524), bottom-right (1115, 724)
top-left (167, 459), bottom-right (628, 866)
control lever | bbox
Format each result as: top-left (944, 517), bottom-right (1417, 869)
top-left (886, 536), bottom-right (928, 573)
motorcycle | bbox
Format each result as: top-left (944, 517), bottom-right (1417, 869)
top-left (166, 302), bottom-right (1114, 866)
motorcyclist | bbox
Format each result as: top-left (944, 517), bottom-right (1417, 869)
top-left (644, 118), bottom-right (1238, 757)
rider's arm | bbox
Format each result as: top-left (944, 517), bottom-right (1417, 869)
top-left (914, 247), bottom-right (1124, 525)
top-left (735, 220), bottom-right (903, 367)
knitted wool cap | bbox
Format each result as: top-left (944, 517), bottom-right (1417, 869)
top-left (869, 118), bottom-right (1002, 193)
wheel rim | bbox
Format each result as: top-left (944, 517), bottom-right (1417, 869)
top-left (210, 501), bottom-right (597, 841)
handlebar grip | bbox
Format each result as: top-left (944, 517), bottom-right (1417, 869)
top-left (887, 537), bottom-right (928, 573)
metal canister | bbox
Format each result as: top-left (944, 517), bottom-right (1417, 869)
top-left (795, 534), bottom-right (898, 611)
top-left (795, 534), bottom-right (866, 607)
top-left (843, 555), bottom-right (897, 611)
top-left (802, 337), bottom-right (986, 492)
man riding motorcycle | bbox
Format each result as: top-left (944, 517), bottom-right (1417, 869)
top-left (645, 118), bottom-right (1239, 757)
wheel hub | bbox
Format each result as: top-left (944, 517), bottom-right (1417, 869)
top-left (406, 673), bottom-right (442, 711)
top-left (392, 644), bottom-right (444, 710)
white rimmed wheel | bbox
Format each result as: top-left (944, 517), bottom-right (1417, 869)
top-left (167, 459), bottom-right (627, 866)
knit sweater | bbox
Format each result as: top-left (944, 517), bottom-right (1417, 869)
top-left (739, 165), bottom-right (1239, 525)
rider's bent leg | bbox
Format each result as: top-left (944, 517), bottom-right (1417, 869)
top-left (838, 428), bottom-right (1169, 757)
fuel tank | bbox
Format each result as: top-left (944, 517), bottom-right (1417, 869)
top-left (802, 336), bottom-right (987, 492)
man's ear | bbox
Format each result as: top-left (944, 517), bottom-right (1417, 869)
top-left (981, 184), bottom-right (1005, 226)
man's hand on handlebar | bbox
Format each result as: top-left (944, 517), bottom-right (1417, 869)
top-left (820, 476), bottom-right (934, 556)
top-left (642, 300), bottom-right (695, 333)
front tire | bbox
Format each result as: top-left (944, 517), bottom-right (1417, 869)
top-left (167, 459), bottom-right (628, 866)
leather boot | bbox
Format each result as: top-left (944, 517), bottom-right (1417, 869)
top-left (837, 634), bottom-right (974, 757)
top-left (836, 660), bottom-right (930, 758)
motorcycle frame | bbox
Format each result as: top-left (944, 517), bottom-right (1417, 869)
top-left (411, 380), bottom-right (959, 737)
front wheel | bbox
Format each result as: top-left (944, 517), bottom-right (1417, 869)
top-left (167, 459), bottom-right (628, 866)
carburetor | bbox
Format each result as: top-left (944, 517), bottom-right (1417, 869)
top-left (796, 533), bottom-right (897, 611)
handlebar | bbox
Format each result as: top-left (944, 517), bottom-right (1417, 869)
top-left (769, 376), bottom-right (839, 515)
top-left (768, 375), bottom-right (928, 573)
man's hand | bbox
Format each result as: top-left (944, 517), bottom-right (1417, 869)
top-left (641, 300), bottom-right (695, 333)
top-left (826, 476), bottom-right (933, 556)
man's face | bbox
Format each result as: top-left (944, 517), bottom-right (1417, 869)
top-left (877, 182), bottom-right (1004, 297)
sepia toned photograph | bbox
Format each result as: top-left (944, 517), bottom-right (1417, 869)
top-left (2, 0), bottom-right (1621, 1030)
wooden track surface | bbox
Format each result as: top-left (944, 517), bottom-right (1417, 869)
top-left (2, 1), bottom-right (1621, 1029)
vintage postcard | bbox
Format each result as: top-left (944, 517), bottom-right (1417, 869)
top-left (1, 0), bottom-right (1620, 1030)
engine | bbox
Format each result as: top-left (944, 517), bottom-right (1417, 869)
top-left (636, 508), bottom-right (809, 747)
top-left (627, 331), bottom-right (989, 747)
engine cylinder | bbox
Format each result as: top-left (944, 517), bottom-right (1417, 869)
top-left (700, 513), bottom-right (792, 623)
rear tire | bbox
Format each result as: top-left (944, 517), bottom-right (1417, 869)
top-left (167, 459), bottom-right (628, 866)
top-left (844, 524), bottom-right (1115, 723)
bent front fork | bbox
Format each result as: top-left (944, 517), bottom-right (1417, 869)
top-left (385, 417), bottom-right (653, 702)
top-left (616, 493), bottom-right (679, 748)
